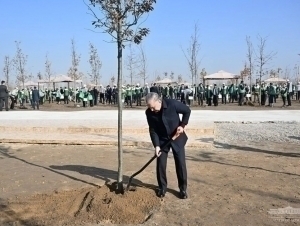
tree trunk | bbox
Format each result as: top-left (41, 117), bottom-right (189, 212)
top-left (116, 22), bottom-right (124, 193)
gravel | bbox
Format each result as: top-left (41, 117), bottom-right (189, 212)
top-left (214, 121), bottom-right (300, 144)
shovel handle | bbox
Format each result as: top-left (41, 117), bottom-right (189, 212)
top-left (126, 134), bottom-right (179, 191)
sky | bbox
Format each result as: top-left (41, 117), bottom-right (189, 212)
top-left (0, 0), bottom-right (300, 85)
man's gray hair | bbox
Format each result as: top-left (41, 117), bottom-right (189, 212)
top-left (145, 92), bottom-right (161, 103)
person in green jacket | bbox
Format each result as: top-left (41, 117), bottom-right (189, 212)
top-left (197, 83), bottom-right (205, 106)
top-left (268, 83), bottom-right (276, 107)
top-left (125, 85), bottom-right (132, 107)
top-left (238, 81), bottom-right (245, 106)
top-left (64, 87), bottom-right (69, 104)
top-left (280, 83), bottom-right (288, 107)
top-left (228, 84), bottom-right (235, 103)
top-left (220, 83), bottom-right (228, 104)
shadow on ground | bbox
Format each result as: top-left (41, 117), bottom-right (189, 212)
top-left (214, 141), bottom-right (300, 158)
top-left (48, 164), bottom-right (180, 198)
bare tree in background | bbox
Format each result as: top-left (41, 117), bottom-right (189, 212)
top-left (68, 39), bottom-right (81, 102)
top-left (255, 35), bottom-right (276, 105)
top-left (170, 71), bottom-right (174, 81)
top-left (13, 41), bottom-right (28, 88)
top-left (127, 44), bottom-right (138, 86)
top-left (45, 53), bottom-right (53, 87)
top-left (37, 71), bottom-right (43, 80)
top-left (3, 56), bottom-right (12, 89)
top-left (88, 42), bottom-right (102, 85)
top-left (155, 74), bottom-right (161, 81)
top-left (86, 0), bottom-right (156, 192)
top-left (177, 74), bottom-right (183, 84)
top-left (181, 22), bottom-right (201, 85)
top-left (246, 36), bottom-right (254, 87)
top-left (111, 75), bottom-right (116, 86)
top-left (138, 45), bottom-right (148, 86)
top-left (284, 66), bottom-right (291, 80)
top-left (200, 68), bottom-right (206, 85)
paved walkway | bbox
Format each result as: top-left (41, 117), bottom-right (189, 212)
top-left (0, 110), bottom-right (299, 128)
top-left (0, 110), bottom-right (298, 147)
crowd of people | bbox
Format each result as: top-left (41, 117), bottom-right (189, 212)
top-left (0, 79), bottom-right (300, 111)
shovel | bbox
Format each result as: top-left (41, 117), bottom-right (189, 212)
top-left (125, 133), bottom-right (180, 191)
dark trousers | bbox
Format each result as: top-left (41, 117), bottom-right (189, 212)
top-left (282, 96), bottom-right (286, 106)
top-left (0, 97), bottom-right (8, 111)
top-left (239, 93), bottom-right (244, 106)
top-left (10, 96), bottom-right (15, 109)
top-left (298, 91), bottom-right (300, 101)
top-left (198, 93), bottom-right (204, 106)
top-left (222, 94), bottom-right (227, 104)
top-left (136, 94), bottom-right (142, 106)
top-left (100, 93), bottom-right (105, 104)
top-left (157, 146), bottom-right (187, 192)
top-left (32, 100), bottom-right (39, 110)
top-left (207, 98), bottom-right (212, 106)
top-left (64, 96), bottom-right (69, 104)
top-left (106, 95), bottom-right (112, 104)
top-left (287, 93), bottom-right (291, 106)
top-left (229, 94), bottom-right (234, 103)
top-left (213, 95), bottom-right (218, 106)
top-left (269, 95), bottom-right (274, 104)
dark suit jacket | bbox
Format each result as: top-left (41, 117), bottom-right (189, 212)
top-left (32, 89), bottom-right (40, 101)
top-left (146, 99), bottom-right (191, 152)
top-left (0, 84), bottom-right (8, 98)
top-left (150, 86), bottom-right (159, 94)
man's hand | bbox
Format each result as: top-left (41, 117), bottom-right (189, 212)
top-left (173, 126), bottom-right (184, 139)
top-left (155, 146), bottom-right (161, 157)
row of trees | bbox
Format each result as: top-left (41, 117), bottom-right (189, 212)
top-left (2, 40), bottom-right (103, 90)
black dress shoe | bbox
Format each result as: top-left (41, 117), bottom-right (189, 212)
top-left (157, 189), bottom-right (166, 198)
top-left (179, 190), bottom-right (188, 199)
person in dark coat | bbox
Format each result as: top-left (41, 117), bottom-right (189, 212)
top-left (150, 83), bottom-right (159, 94)
top-left (145, 92), bottom-right (191, 199)
top-left (31, 86), bottom-right (40, 110)
top-left (0, 80), bottom-right (9, 111)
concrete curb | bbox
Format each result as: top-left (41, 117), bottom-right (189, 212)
top-left (0, 126), bottom-right (214, 135)
top-left (0, 139), bottom-right (213, 148)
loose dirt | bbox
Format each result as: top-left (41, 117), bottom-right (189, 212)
top-left (1, 183), bottom-right (160, 226)
top-left (0, 143), bottom-right (299, 225)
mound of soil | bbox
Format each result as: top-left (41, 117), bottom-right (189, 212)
top-left (0, 184), bottom-right (161, 226)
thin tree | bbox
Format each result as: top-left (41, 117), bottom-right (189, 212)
top-left (13, 41), bottom-right (28, 89)
top-left (3, 56), bottom-right (12, 90)
top-left (37, 71), bottom-right (43, 80)
top-left (170, 71), bottom-right (174, 81)
top-left (200, 68), bottom-right (207, 85)
top-left (178, 74), bottom-right (183, 84)
top-left (126, 44), bottom-right (138, 103)
top-left (68, 38), bottom-right (81, 103)
top-left (111, 75), bottom-right (116, 86)
top-left (45, 53), bottom-right (53, 88)
top-left (181, 22), bottom-right (201, 85)
top-left (88, 42), bottom-right (102, 85)
top-left (86, 0), bottom-right (156, 193)
top-left (246, 36), bottom-right (254, 88)
top-left (127, 44), bottom-right (138, 86)
top-left (138, 45), bottom-right (148, 86)
top-left (155, 74), bottom-right (161, 81)
top-left (255, 35), bottom-right (276, 105)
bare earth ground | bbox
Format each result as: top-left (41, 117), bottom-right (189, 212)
top-left (11, 98), bottom-right (300, 111)
top-left (0, 140), bottom-right (299, 225)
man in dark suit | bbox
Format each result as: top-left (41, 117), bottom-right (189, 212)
top-left (145, 92), bottom-right (191, 199)
top-left (0, 80), bottom-right (9, 111)
top-left (32, 86), bottom-right (40, 110)
top-left (150, 83), bottom-right (159, 94)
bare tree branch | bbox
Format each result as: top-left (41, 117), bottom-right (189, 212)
top-left (12, 41), bottom-right (28, 89)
